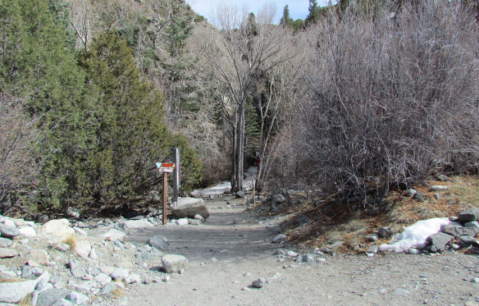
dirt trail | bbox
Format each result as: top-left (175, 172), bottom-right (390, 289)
top-left (126, 197), bottom-right (479, 306)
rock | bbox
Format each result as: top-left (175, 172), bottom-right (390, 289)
top-left (28, 249), bottom-right (50, 266)
top-left (94, 273), bottom-right (112, 286)
top-left (194, 214), bottom-right (205, 222)
top-left (465, 221), bottom-right (479, 228)
top-left (286, 250), bottom-right (298, 257)
top-left (405, 189), bottom-right (417, 197)
top-left (272, 234), bottom-right (286, 243)
top-left (459, 235), bottom-right (476, 245)
top-left (89, 248), bottom-right (98, 259)
top-left (392, 288), bottom-right (410, 296)
top-left (377, 227), bottom-right (391, 239)
top-left (110, 268), bottom-right (129, 281)
top-left (100, 229), bottom-right (126, 241)
top-left (273, 194), bottom-right (286, 204)
top-left (74, 240), bottom-right (92, 258)
top-left (0, 225), bottom-right (20, 239)
top-left (55, 243), bottom-right (70, 252)
top-left (0, 279), bottom-right (38, 303)
top-left (437, 174), bottom-right (449, 181)
top-left (162, 254), bottom-right (188, 273)
top-left (408, 248), bottom-right (421, 255)
top-left (0, 237), bottom-right (12, 247)
top-left (235, 191), bottom-right (245, 198)
top-left (427, 232), bottom-right (454, 252)
top-left (252, 278), bottom-right (265, 288)
top-left (69, 259), bottom-right (87, 278)
top-left (98, 283), bottom-right (118, 296)
top-left (0, 248), bottom-right (18, 258)
top-left (148, 236), bottom-right (170, 250)
top-left (441, 225), bottom-right (479, 237)
top-left (367, 235), bottom-right (378, 242)
top-left (428, 185), bottom-right (448, 192)
top-left (21, 265), bottom-right (32, 278)
top-left (37, 288), bottom-right (71, 306)
top-left (413, 191), bottom-right (426, 202)
top-left (73, 227), bottom-right (87, 236)
top-left (64, 207), bottom-right (80, 219)
top-left (124, 273), bottom-right (141, 284)
top-left (433, 193), bottom-right (440, 200)
top-left (367, 245), bottom-right (378, 254)
top-left (297, 254), bottom-right (316, 263)
top-left (66, 291), bottom-right (89, 305)
top-left (458, 208), bottom-right (479, 223)
top-left (171, 201), bottom-right (210, 220)
top-left (41, 219), bottom-right (75, 238)
top-left (18, 227), bottom-right (36, 238)
top-left (188, 219), bottom-right (201, 225)
top-left (118, 219), bottom-right (154, 229)
top-left (175, 218), bottom-right (189, 226)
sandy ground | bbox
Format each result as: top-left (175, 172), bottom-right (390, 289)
top-left (126, 197), bottom-right (479, 306)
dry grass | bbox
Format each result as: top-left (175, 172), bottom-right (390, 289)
top-left (18, 293), bottom-right (32, 306)
top-left (110, 287), bottom-right (125, 298)
top-left (283, 175), bottom-right (479, 253)
top-left (0, 278), bottom-right (22, 283)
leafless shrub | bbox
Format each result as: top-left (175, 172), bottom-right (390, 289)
top-left (0, 93), bottom-right (39, 214)
top-left (292, 1), bottom-right (479, 202)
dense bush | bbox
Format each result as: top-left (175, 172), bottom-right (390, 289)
top-left (288, 1), bottom-right (479, 200)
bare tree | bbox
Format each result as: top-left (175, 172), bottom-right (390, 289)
top-left (292, 1), bottom-right (479, 204)
top-left (0, 93), bottom-right (39, 214)
top-left (207, 3), bottom-right (296, 192)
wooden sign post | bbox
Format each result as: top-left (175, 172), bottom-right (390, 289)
top-left (156, 163), bottom-right (176, 225)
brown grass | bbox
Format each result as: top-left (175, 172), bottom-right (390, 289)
top-left (282, 175), bottom-right (479, 253)
top-left (0, 278), bottom-right (23, 283)
top-left (110, 287), bottom-right (125, 297)
top-left (18, 293), bottom-right (32, 306)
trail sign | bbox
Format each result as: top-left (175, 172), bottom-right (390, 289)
top-left (156, 163), bottom-right (176, 173)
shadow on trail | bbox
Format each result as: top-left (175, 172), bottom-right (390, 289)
top-left (126, 209), bottom-right (280, 263)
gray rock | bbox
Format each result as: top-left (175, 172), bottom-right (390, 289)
top-left (465, 221), bottom-right (479, 228)
top-left (68, 281), bottom-right (97, 293)
top-left (252, 278), bottom-right (265, 288)
top-left (124, 273), bottom-right (141, 284)
top-left (64, 207), bottom-right (80, 219)
top-left (136, 251), bottom-right (153, 262)
top-left (405, 189), bottom-right (417, 197)
top-left (21, 265), bottom-right (32, 278)
top-left (69, 259), bottom-right (86, 278)
top-left (36, 288), bottom-right (70, 306)
top-left (377, 227), bottom-right (391, 239)
top-left (110, 268), bottom-right (129, 281)
top-left (392, 288), bottom-right (410, 296)
top-left (433, 193), bottom-right (440, 200)
top-left (175, 218), bottom-right (189, 226)
top-left (367, 245), bottom-right (378, 254)
top-left (408, 248), bottom-right (421, 255)
top-left (188, 219), bottom-right (201, 225)
top-left (51, 298), bottom-right (73, 306)
top-left (35, 276), bottom-right (50, 292)
top-left (171, 203), bottom-right (210, 220)
top-left (94, 273), bottom-right (112, 287)
top-left (414, 191), bottom-right (426, 202)
top-left (148, 236), bottom-right (170, 250)
top-left (428, 185), bottom-right (448, 192)
top-left (235, 191), bottom-right (245, 198)
top-left (194, 214), bottom-right (205, 222)
top-left (66, 292), bottom-right (89, 305)
top-left (459, 235), bottom-right (476, 245)
top-left (97, 283), bottom-right (118, 296)
top-left (437, 174), bottom-right (449, 182)
top-left (32, 267), bottom-right (44, 276)
top-left (458, 208), bottom-right (479, 222)
top-left (273, 194), bottom-right (286, 204)
top-left (0, 225), bottom-right (20, 239)
top-left (118, 219), bottom-right (154, 229)
top-left (0, 237), bottom-right (12, 247)
top-left (297, 254), bottom-right (316, 263)
top-left (29, 249), bottom-right (50, 266)
top-left (162, 254), bottom-right (188, 273)
top-left (0, 279), bottom-right (38, 303)
top-left (0, 248), bottom-right (18, 258)
top-left (55, 244), bottom-right (70, 252)
top-left (74, 240), bottom-right (91, 258)
top-left (89, 248), bottom-right (98, 259)
top-left (367, 235), bottom-right (378, 242)
top-left (427, 232), bottom-right (454, 252)
top-left (100, 229), bottom-right (126, 241)
top-left (441, 225), bottom-right (479, 237)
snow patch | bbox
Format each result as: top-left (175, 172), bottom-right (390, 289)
top-left (378, 218), bottom-right (451, 253)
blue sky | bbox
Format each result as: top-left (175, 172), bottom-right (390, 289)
top-left (186, 0), bottom-right (337, 24)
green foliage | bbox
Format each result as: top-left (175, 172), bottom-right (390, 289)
top-left (0, 0), bottom-right (99, 208)
top-left (79, 32), bottom-right (201, 199)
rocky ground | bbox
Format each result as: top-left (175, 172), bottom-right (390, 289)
top-left (1, 195), bottom-right (479, 306)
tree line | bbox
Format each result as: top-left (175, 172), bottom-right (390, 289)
top-left (1, 0), bottom-right (478, 216)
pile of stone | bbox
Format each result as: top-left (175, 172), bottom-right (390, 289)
top-left (427, 208), bottom-right (479, 253)
top-left (0, 215), bottom-right (188, 306)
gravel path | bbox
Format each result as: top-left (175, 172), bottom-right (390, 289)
top-left (126, 198), bottom-right (479, 306)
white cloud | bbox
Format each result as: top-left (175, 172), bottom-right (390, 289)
top-left (187, 0), bottom-right (336, 24)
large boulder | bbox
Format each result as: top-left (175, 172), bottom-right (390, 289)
top-left (40, 219), bottom-right (75, 238)
top-left (458, 208), bottom-right (479, 223)
top-left (427, 232), bottom-right (454, 252)
top-left (171, 198), bottom-right (210, 220)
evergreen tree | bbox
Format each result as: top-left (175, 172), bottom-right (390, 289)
top-left (79, 32), bottom-right (201, 199)
top-left (305, 0), bottom-right (321, 26)
top-left (0, 0), bottom-right (98, 208)
top-left (279, 5), bottom-right (292, 28)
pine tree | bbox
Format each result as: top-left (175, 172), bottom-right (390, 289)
top-left (279, 5), bottom-right (292, 28)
